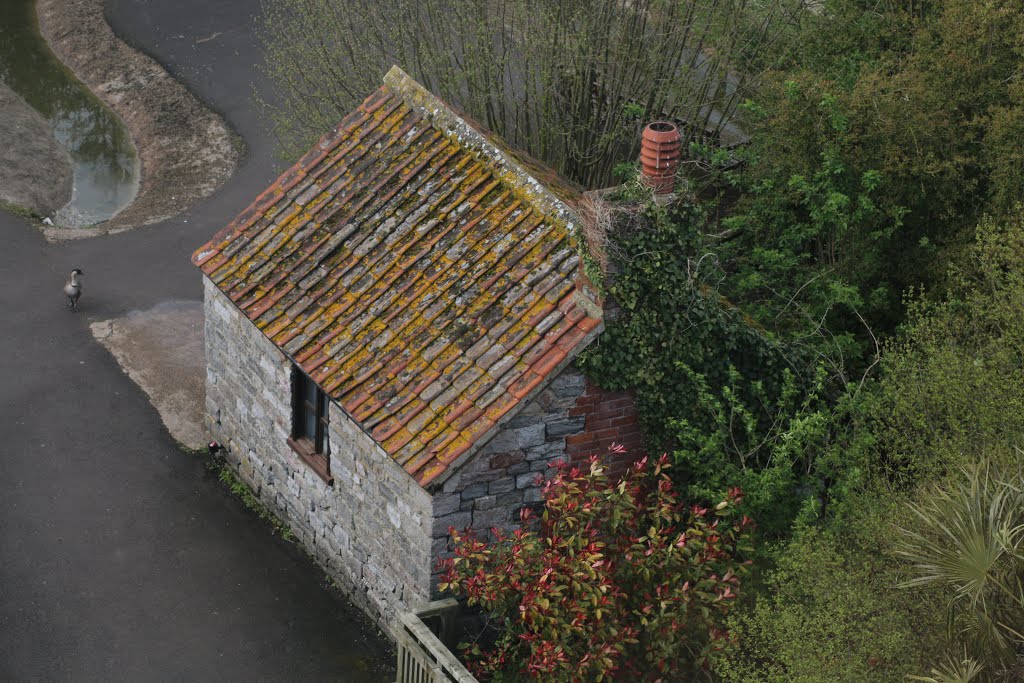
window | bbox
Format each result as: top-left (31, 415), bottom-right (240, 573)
top-left (288, 366), bottom-right (332, 484)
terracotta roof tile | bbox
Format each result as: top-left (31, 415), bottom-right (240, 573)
top-left (193, 67), bottom-right (601, 488)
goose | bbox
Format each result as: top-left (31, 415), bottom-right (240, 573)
top-left (64, 269), bottom-right (83, 311)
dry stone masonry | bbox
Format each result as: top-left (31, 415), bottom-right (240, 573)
top-left (204, 280), bottom-right (432, 636)
top-left (429, 370), bottom-right (588, 584)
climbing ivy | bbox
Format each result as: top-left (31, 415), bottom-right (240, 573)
top-left (579, 182), bottom-right (829, 535)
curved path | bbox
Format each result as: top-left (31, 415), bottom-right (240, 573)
top-left (0, 2), bottom-right (394, 679)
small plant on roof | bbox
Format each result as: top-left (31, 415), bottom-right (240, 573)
top-left (438, 447), bottom-right (754, 681)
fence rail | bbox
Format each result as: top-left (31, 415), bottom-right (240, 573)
top-left (395, 599), bottom-right (477, 683)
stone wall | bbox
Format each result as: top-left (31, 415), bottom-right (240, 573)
top-left (427, 370), bottom-right (646, 588)
top-left (428, 367), bottom-right (588, 586)
top-left (203, 278), bottom-right (432, 637)
top-left (202, 277), bottom-right (647, 621)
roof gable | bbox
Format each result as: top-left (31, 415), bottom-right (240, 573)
top-left (194, 67), bottom-right (602, 487)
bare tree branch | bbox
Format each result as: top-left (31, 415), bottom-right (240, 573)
top-left (259, 0), bottom-right (796, 187)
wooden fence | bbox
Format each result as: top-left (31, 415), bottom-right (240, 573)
top-left (395, 599), bottom-right (478, 683)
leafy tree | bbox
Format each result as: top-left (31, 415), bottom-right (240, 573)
top-left (719, 79), bottom-right (899, 369)
top-left (867, 210), bottom-right (1024, 488)
top-left (259, 0), bottom-right (792, 187)
top-left (717, 0), bottom-right (1024, 363)
top-left (579, 182), bottom-right (834, 537)
top-left (438, 452), bottom-right (754, 681)
top-left (710, 209), bottom-right (1024, 682)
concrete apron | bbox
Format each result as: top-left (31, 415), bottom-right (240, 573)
top-left (91, 301), bottom-right (207, 450)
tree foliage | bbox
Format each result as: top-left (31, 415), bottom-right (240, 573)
top-left (715, 209), bottom-right (1024, 679)
top-left (574, 1), bottom-right (1024, 678)
top-left (438, 452), bottom-right (754, 681)
top-left (867, 210), bottom-right (1024, 488)
top-left (260, 0), bottom-right (792, 187)
top-left (579, 181), bottom-right (838, 537)
top-left (714, 520), bottom-right (945, 682)
top-left (716, 0), bottom-right (1024, 360)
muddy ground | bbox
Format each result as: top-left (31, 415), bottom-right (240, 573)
top-left (0, 82), bottom-right (72, 216)
top-left (36, 0), bottom-right (241, 240)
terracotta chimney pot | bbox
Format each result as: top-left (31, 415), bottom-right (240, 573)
top-left (640, 121), bottom-right (681, 194)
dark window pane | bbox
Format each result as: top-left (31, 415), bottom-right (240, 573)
top-left (293, 367), bottom-right (328, 455)
top-left (304, 404), bottom-right (317, 441)
top-left (304, 376), bottom-right (318, 408)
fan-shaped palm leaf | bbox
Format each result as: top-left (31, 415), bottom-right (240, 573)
top-left (895, 460), bottom-right (1024, 675)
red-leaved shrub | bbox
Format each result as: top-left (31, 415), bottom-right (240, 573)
top-left (438, 449), bottom-right (754, 682)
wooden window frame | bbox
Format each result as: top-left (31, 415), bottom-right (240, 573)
top-left (288, 366), bottom-right (333, 485)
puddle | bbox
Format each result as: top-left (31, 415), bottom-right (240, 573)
top-left (0, 0), bottom-right (139, 227)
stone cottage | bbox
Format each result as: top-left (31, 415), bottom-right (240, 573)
top-left (191, 66), bottom-right (644, 636)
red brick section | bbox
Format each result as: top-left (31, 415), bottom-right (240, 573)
top-left (565, 378), bottom-right (644, 479)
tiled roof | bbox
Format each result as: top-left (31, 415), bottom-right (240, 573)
top-left (193, 67), bottom-right (602, 488)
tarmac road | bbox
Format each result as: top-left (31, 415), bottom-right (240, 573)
top-left (0, 2), bottom-right (394, 679)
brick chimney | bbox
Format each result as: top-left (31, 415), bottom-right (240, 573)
top-left (640, 121), bottom-right (682, 194)
top-left (574, 121), bottom-right (686, 317)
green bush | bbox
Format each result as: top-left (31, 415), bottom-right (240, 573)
top-left (867, 211), bottom-right (1024, 487)
top-left (714, 511), bottom-right (945, 682)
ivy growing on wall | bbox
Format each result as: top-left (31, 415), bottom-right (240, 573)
top-left (578, 181), bottom-right (831, 535)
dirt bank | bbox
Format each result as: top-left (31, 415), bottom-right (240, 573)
top-left (0, 82), bottom-right (73, 216)
top-left (36, 0), bottom-right (241, 240)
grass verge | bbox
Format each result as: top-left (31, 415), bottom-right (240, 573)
top-left (202, 454), bottom-right (295, 542)
top-left (0, 200), bottom-right (43, 221)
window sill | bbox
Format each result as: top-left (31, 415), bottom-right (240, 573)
top-left (287, 437), bottom-right (334, 486)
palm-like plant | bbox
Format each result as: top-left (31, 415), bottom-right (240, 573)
top-left (908, 654), bottom-right (986, 683)
top-left (895, 459), bottom-right (1024, 681)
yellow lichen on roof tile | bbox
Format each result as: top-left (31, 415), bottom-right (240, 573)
top-left (193, 70), bottom-right (601, 489)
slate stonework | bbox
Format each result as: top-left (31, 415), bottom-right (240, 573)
top-left (428, 368), bottom-right (588, 588)
top-left (203, 279), bottom-right (432, 637)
